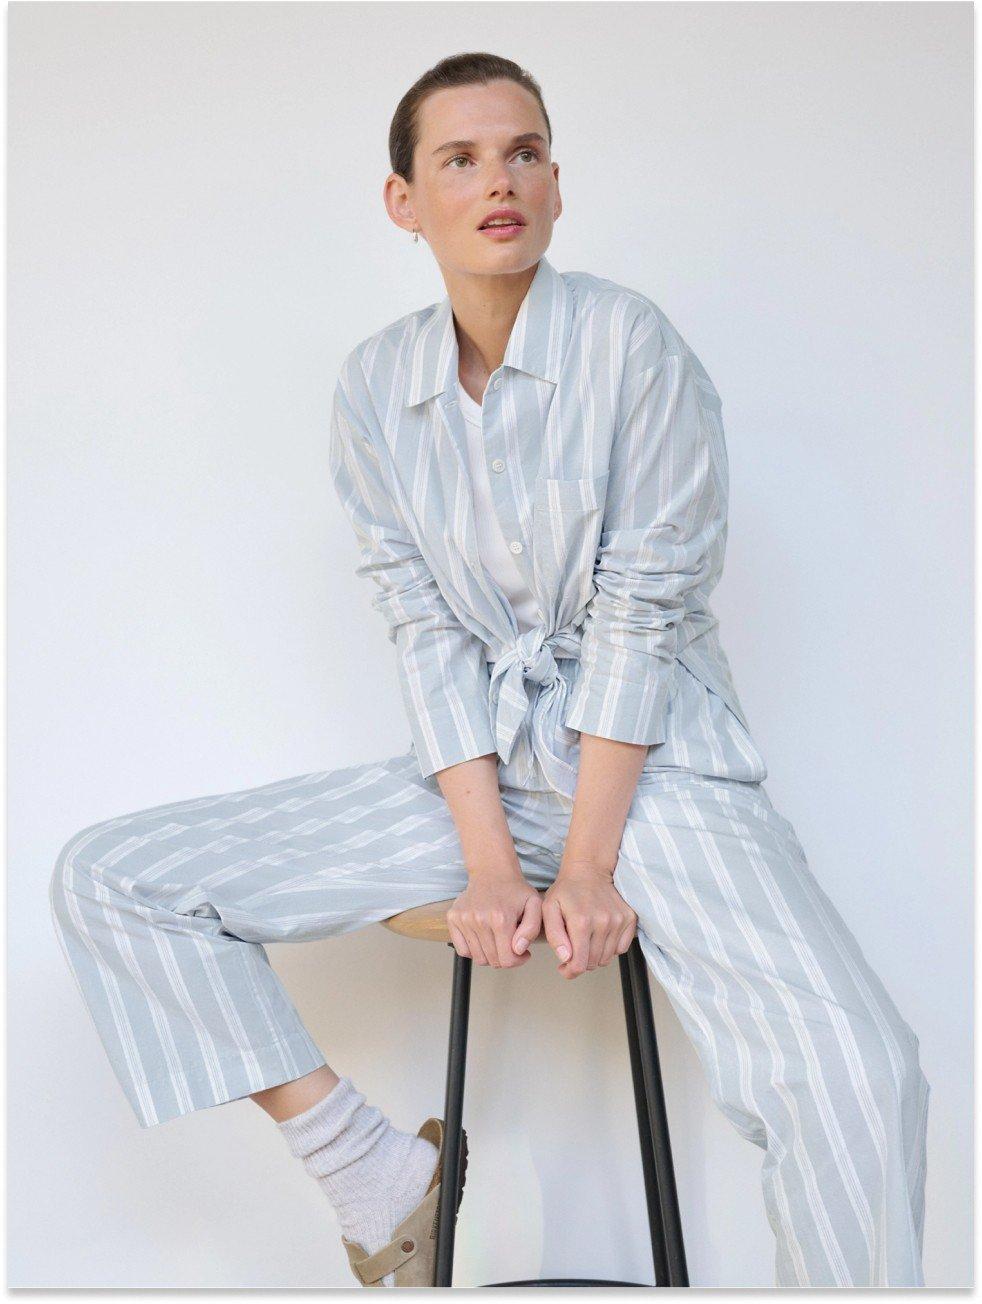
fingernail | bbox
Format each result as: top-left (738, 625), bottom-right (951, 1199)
top-left (558, 946), bottom-right (570, 961)
top-left (515, 937), bottom-right (528, 953)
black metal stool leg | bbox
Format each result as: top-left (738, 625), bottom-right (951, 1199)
top-left (619, 947), bottom-right (671, 1283)
top-left (619, 938), bottom-right (689, 1286)
top-left (435, 945), bottom-right (472, 1286)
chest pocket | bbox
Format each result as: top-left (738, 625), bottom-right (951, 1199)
top-left (532, 471), bottom-right (609, 609)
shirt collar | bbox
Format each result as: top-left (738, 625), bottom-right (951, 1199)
top-left (403, 254), bottom-right (569, 407)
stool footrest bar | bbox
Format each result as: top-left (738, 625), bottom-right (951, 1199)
top-left (481, 1278), bottom-right (648, 1287)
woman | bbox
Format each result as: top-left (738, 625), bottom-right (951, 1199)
top-left (50, 51), bottom-right (929, 1288)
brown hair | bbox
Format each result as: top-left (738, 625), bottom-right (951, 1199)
top-left (389, 52), bottom-right (552, 184)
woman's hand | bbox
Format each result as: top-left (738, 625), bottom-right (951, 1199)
top-left (541, 861), bottom-right (638, 979)
top-left (446, 873), bottom-right (543, 969)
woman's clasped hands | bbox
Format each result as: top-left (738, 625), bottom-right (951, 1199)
top-left (446, 861), bottom-right (638, 980)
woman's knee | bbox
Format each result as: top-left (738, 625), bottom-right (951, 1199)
top-left (851, 1009), bottom-right (928, 1118)
top-left (49, 815), bottom-right (132, 917)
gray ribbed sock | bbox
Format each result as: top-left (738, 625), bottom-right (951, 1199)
top-left (277, 1075), bottom-right (439, 1287)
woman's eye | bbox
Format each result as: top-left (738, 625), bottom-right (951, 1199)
top-left (446, 149), bottom-right (541, 169)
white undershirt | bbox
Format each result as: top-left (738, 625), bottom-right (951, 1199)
top-left (456, 380), bottom-right (539, 634)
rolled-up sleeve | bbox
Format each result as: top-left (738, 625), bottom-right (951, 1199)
top-left (563, 345), bottom-right (727, 746)
top-left (328, 356), bottom-right (497, 777)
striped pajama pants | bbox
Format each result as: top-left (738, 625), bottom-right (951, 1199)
top-left (49, 692), bottom-right (929, 1287)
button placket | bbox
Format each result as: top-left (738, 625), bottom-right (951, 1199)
top-left (479, 374), bottom-right (535, 599)
top-left (482, 390), bottom-right (516, 529)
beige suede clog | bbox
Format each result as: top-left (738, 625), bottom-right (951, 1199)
top-left (340, 1117), bottom-right (469, 1288)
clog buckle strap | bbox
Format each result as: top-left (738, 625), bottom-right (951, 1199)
top-left (342, 1234), bottom-right (421, 1287)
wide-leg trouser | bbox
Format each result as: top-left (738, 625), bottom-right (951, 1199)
top-left (49, 749), bottom-right (929, 1287)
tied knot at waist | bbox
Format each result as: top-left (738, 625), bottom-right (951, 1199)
top-left (486, 628), bottom-right (582, 797)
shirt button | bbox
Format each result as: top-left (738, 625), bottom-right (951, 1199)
top-left (492, 378), bottom-right (502, 391)
top-left (508, 540), bottom-right (523, 555)
top-left (491, 458), bottom-right (505, 473)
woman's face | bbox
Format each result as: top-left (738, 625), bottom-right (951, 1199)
top-left (385, 78), bottom-right (561, 278)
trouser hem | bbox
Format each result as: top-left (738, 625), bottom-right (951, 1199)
top-left (130, 1030), bottom-right (328, 1129)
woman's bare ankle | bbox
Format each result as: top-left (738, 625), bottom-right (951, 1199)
top-left (251, 1063), bottom-right (341, 1122)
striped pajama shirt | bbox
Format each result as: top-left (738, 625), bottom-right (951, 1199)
top-left (49, 255), bottom-right (929, 1286)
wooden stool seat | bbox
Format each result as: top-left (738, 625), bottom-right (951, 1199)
top-left (380, 890), bottom-right (552, 944)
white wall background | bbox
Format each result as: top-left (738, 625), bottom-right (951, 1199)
top-left (9, 1), bottom-right (971, 1288)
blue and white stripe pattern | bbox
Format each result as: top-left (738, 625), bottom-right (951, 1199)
top-left (49, 751), bottom-right (929, 1284)
top-left (48, 255), bottom-right (930, 1285)
top-left (329, 255), bottom-right (759, 796)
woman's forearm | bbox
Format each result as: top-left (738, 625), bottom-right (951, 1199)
top-left (435, 753), bottom-right (524, 880)
top-left (561, 733), bottom-right (648, 877)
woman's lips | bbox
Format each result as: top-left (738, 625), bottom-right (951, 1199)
top-left (478, 222), bottom-right (526, 239)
